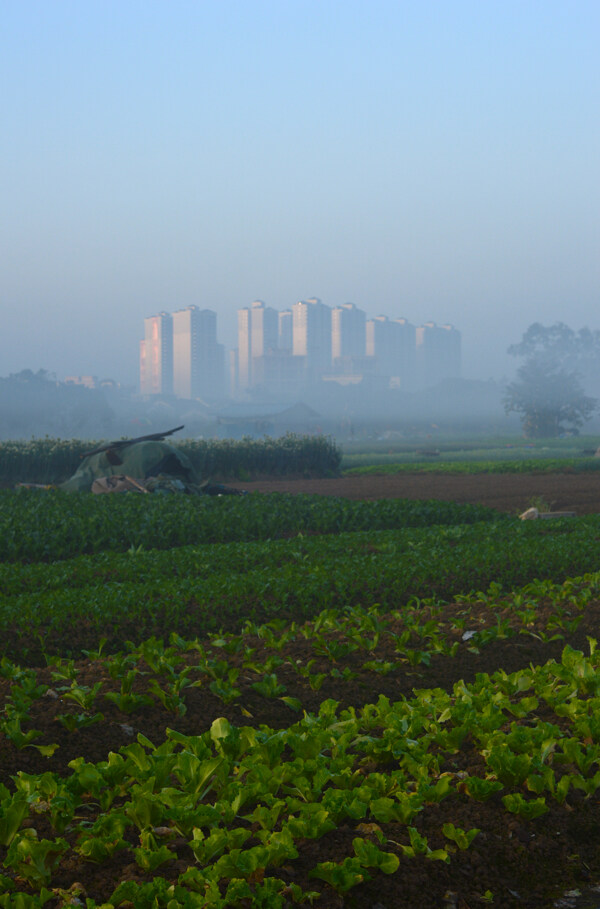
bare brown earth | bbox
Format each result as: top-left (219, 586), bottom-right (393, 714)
top-left (3, 602), bottom-right (600, 909)
top-left (4, 472), bottom-right (600, 908)
top-left (242, 471), bottom-right (600, 514)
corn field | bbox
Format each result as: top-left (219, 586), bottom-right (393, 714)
top-left (0, 434), bottom-right (341, 486)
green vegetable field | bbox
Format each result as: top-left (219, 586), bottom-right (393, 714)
top-left (2, 486), bottom-right (600, 907)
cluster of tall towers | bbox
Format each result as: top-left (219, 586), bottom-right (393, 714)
top-left (140, 307), bottom-right (225, 399)
top-left (140, 299), bottom-right (461, 400)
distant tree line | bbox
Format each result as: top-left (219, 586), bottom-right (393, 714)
top-left (0, 370), bottom-right (115, 440)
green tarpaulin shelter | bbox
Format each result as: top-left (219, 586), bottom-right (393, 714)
top-left (60, 440), bottom-right (198, 493)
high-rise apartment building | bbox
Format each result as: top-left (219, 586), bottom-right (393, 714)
top-left (237, 307), bottom-right (251, 391)
top-left (415, 322), bottom-right (461, 387)
top-left (251, 300), bottom-right (278, 360)
top-left (331, 303), bottom-right (366, 360)
top-left (278, 310), bottom-right (293, 351)
top-left (366, 315), bottom-right (416, 389)
top-left (140, 312), bottom-right (173, 395)
top-left (292, 297), bottom-right (332, 381)
top-left (140, 301), bottom-right (463, 401)
top-left (172, 306), bottom-right (224, 400)
top-left (229, 349), bottom-right (239, 400)
top-left (237, 301), bottom-right (278, 392)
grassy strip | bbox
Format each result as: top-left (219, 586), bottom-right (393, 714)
top-left (343, 457), bottom-right (600, 476)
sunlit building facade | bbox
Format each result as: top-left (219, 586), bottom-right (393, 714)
top-left (140, 301), bottom-right (463, 400)
top-left (292, 297), bottom-right (332, 381)
top-left (331, 303), bottom-right (366, 360)
top-left (140, 312), bottom-right (173, 395)
top-left (237, 301), bottom-right (278, 392)
top-left (172, 306), bottom-right (224, 400)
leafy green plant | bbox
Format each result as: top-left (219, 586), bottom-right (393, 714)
top-left (460, 776), bottom-right (503, 801)
top-left (103, 669), bottom-right (152, 714)
top-left (208, 667), bottom-right (242, 704)
top-left (4, 831), bottom-right (68, 886)
top-left (352, 836), bottom-right (400, 874)
top-left (148, 670), bottom-right (191, 715)
top-left (394, 826), bottom-right (449, 862)
top-left (0, 715), bottom-right (58, 756)
top-left (502, 793), bottom-right (548, 819)
top-left (251, 673), bottom-right (287, 698)
top-left (134, 831), bottom-right (174, 872)
top-left (0, 787), bottom-right (29, 847)
top-left (47, 657), bottom-right (78, 682)
top-left (442, 823), bottom-right (480, 850)
top-left (309, 856), bottom-right (369, 893)
top-left (59, 680), bottom-right (103, 710)
top-left (55, 711), bottom-right (104, 732)
top-left (75, 811), bottom-right (131, 862)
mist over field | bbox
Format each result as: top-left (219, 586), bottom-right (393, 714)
top-left (7, 316), bottom-right (600, 443)
top-left (1, 2), bottom-right (598, 391)
top-left (0, 367), bottom-right (563, 443)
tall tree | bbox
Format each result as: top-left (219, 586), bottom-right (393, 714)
top-left (505, 324), bottom-right (598, 437)
top-left (508, 323), bottom-right (600, 392)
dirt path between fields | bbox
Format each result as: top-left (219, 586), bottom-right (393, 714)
top-left (241, 471), bottom-right (600, 515)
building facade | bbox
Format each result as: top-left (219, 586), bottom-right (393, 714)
top-left (415, 321), bottom-right (461, 387)
top-left (140, 312), bottom-right (173, 395)
top-left (278, 310), bottom-right (293, 351)
top-left (172, 306), bottom-right (224, 400)
top-left (141, 300), bottom-right (463, 400)
top-left (366, 315), bottom-right (417, 389)
top-left (237, 301), bottom-right (279, 392)
top-left (292, 297), bottom-right (332, 382)
top-left (331, 302), bottom-right (366, 361)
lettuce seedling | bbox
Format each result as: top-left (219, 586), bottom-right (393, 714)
top-left (486, 746), bottom-right (532, 787)
top-left (460, 776), bottom-right (503, 801)
top-left (206, 667), bottom-right (241, 704)
top-left (55, 711), bottom-right (104, 732)
top-left (251, 673), bottom-right (287, 698)
top-left (442, 823), bottom-right (480, 850)
top-left (134, 831), bottom-right (174, 872)
top-left (0, 788), bottom-right (29, 846)
top-left (5, 830), bottom-right (68, 887)
top-left (395, 826), bottom-right (449, 862)
top-left (352, 837), bottom-right (400, 874)
top-left (60, 680), bottom-right (103, 711)
top-left (309, 856), bottom-right (368, 893)
top-left (75, 810), bottom-right (131, 861)
top-left (47, 656), bottom-right (79, 681)
top-left (0, 715), bottom-right (58, 756)
top-left (502, 793), bottom-right (548, 819)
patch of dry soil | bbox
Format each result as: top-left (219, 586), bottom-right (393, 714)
top-left (242, 471), bottom-right (600, 515)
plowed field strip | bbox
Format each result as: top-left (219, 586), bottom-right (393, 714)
top-left (242, 471), bottom-right (600, 513)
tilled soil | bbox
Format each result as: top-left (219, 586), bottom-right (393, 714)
top-left (3, 599), bottom-right (600, 908)
top-left (241, 471), bottom-right (600, 514)
top-left (3, 472), bottom-right (600, 907)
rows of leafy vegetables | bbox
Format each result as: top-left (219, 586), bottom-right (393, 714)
top-left (0, 490), bottom-right (498, 563)
top-left (3, 516), bottom-right (599, 663)
top-left (1, 571), bottom-right (593, 745)
top-left (3, 638), bottom-right (600, 906)
top-left (0, 434), bottom-right (341, 486)
top-left (343, 457), bottom-right (600, 476)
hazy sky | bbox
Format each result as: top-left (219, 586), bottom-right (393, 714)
top-left (2, 1), bottom-right (599, 386)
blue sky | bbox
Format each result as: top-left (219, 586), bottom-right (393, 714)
top-left (1, 0), bottom-right (599, 385)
